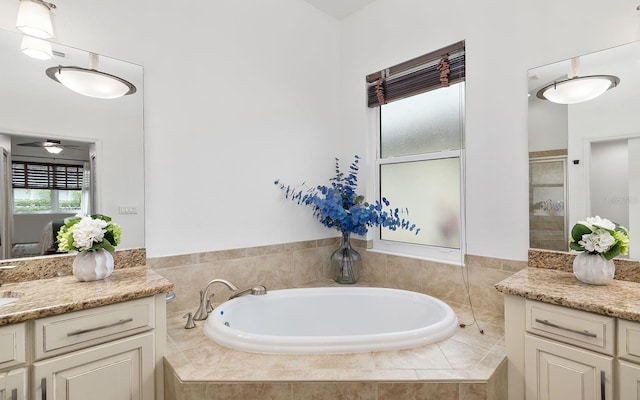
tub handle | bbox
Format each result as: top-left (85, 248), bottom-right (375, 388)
top-left (534, 318), bottom-right (597, 338)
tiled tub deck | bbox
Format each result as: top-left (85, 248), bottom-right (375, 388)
top-left (164, 302), bottom-right (506, 400)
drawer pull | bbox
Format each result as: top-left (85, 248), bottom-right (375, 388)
top-left (534, 318), bottom-right (597, 338)
top-left (41, 377), bottom-right (46, 400)
top-left (66, 318), bottom-right (134, 337)
top-left (11, 388), bottom-right (17, 400)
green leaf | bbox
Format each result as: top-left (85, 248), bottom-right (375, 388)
top-left (570, 223), bottom-right (592, 242)
top-left (603, 242), bottom-right (622, 260)
top-left (569, 242), bottom-right (585, 252)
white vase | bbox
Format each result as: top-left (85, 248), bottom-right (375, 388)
top-left (72, 249), bottom-right (114, 282)
top-left (572, 252), bottom-right (615, 285)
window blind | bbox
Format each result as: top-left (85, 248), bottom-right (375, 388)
top-left (12, 161), bottom-right (84, 190)
top-left (366, 41), bottom-right (465, 108)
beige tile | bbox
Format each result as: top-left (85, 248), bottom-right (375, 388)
top-left (205, 383), bottom-right (292, 400)
top-left (175, 382), bottom-right (208, 400)
top-left (486, 359), bottom-right (508, 400)
top-left (148, 253), bottom-right (198, 269)
top-left (467, 264), bottom-right (512, 315)
top-left (385, 255), bottom-right (423, 292)
top-left (421, 263), bottom-right (467, 305)
top-left (373, 344), bottom-right (451, 370)
top-left (449, 321), bottom-right (504, 351)
top-left (459, 382), bottom-right (486, 400)
top-left (285, 240), bottom-right (318, 251)
top-left (437, 338), bottom-right (487, 369)
top-left (247, 243), bottom-right (287, 257)
top-left (331, 368), bottom-right (419, 381)
top-left (198, 248), bottom-right (247, 263)
top-left (292, 382), bottom-right (377, 400)
top-left (378, 382), bottom-right (459, 400)
top-left (359, 251), bottom-right (387, 286)
top-left (293, 247), bottom-right (326, 284)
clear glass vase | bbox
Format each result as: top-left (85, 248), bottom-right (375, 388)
top-left (331, 232), bottom-right (361, 284)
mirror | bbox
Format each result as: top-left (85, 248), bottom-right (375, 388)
top-left (0, 28), bottom-right (144, 260)
top-left (528, 40), bottom-right (640, 260)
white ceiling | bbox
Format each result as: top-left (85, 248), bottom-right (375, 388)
top-left (303, 0), bottom-right (377, 19)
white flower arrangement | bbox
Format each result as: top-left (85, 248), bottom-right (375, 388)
top-left (569, 216), bottom-right (629, 260)
top-left (57, 213), bottom-right (121, 253)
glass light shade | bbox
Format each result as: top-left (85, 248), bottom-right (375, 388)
top-left (20, 35), bottom-right (52, 60)
top-left (15, 0), bottom-right (55, 39)
top-left (44, 145), bottom-right (63, 154)
top-left (536, 75), bottom-right (619, 105)
top-left (46, 66), bottom-right (137, 99)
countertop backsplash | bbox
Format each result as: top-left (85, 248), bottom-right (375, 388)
top-left (528, 248), bottom-right (640, 283)
top-left (0, 248), bottom-right (146, 283)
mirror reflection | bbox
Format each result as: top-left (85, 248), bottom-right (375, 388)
top-left (0, 28), bottom-right (144, 260)
top-left (528, 40), bottom-right (640, 260)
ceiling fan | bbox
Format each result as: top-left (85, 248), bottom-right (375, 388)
top-left (16, 139), bottom-right (83, 154)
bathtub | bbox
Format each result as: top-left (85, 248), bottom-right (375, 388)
top-left (203, 286), bottom-right (458, 354)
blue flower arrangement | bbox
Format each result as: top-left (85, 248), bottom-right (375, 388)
top-left (275, 155), bottom-right (420, 236)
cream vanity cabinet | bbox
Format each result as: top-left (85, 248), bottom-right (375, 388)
top-left (618, 320), bottom-right (640, 399)
top-left (504, 295), bottom-right (640, 400)
top-left (31, 296), bottom-right (158, 400)
top-left (0, 323), bottom-right (27, 400)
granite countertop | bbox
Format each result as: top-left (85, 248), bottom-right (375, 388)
top-left (496, 267), bottom-right (640, 322)
top-left (0, 266), bottom-right (174, 326)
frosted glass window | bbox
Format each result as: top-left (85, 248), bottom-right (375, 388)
top-left (380, 159), bottom-right (460, 248)
top-left (380, 83), bottom-right (464, 158)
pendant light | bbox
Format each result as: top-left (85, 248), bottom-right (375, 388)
top-left (536, 58), bottom-right (619, 104)
top-left (45, 53), bottom-right (137, 99)
top-left (15, 0), bottom-right (56, 39)
top-left (20, 35), bottom-right (53, 60)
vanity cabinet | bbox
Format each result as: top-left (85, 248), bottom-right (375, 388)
top-left (30, 296), bottom-right (157, 400)
top-left (33, 333), bottom-right (153, 400)
top-left (0, 294), bottom-right (166, 400)
top-left (0, 323), bottom-right (27, 399)
top-left (504, 294), bottom-right (640, 400)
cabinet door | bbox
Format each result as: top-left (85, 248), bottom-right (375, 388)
top-left (525, 334), bottom-right (613, 400)
top-left (0, 368), bottom-right (27, 400)
top-left (619, 360), bottom-right (640, 400)
top-left (33, 332), bottom-right (154, 400)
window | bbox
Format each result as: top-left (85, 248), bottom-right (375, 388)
top-left (367, 41), bottom-right (465, 264)
top-left (12, 161), bottom-right (84, 214)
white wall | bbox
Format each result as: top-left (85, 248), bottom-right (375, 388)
top-left (340, 0), bottom-right (639, 261)
top-left (1, 0), bottom-right (638, 261)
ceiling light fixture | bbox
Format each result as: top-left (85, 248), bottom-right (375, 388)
top-left (536, 58), bottom-right (619, 104)
top-left (20, 35), bottom-right (53, 60)
top-left (15, 0), bottom-right (56, 39)
top-left (45, 53), bottom-right (137, 99)
top-left (44, 145), bottom-right (63, 154)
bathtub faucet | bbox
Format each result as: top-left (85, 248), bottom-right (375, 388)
top-left (193, 278), bottom-right (239, 321)
top-left (228, 285), bottom-right (267, 300)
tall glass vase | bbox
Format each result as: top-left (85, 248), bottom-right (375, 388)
top-left (331, 232), bottom-right (361, 284)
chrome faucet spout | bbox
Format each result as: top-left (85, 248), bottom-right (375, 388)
top-left (228, 285), bottom-right (267, 300)
top-left (193, 278), bottom-right (239, 321)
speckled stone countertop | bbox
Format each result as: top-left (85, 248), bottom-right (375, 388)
top-left (495, 267), bottom-right (640, 322)
top-left (0, 266), bottom-right (174, 326)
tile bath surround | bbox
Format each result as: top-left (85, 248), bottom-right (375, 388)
top-left (150, 238), bottom-right (523, 400)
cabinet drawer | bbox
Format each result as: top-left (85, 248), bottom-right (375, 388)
top-left (34, 297), bottom-right (154, 360)
top-left (618, 319), bottom-right (640, 363)
top-left (525, 299), bottom-right (614, 355)
top-left (0, 322), bottom-right (26, 369)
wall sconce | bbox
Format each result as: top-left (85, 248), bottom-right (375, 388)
top-left (45, 53), bottom-right (137, 99)
top-left (536, 58), bottom-right (619, 104)
top-left (20, 35), bottom-right (53, 60)
top-left (15, 0), bottom-right (56, 39)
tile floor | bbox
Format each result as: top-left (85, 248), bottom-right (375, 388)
top-left (164, 301), bottom-right (506, 400)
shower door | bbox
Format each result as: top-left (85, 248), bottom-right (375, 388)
top-left (529, 156), bottom-right (568, 251)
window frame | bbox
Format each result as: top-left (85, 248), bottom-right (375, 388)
top-left (369, 72), bottom-right (467, 266)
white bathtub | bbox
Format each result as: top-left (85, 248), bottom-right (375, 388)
top-left (203, 287), bottom-right (458, 354)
